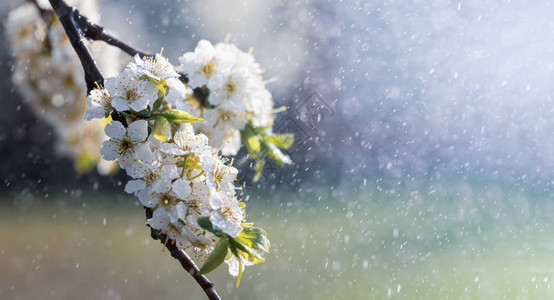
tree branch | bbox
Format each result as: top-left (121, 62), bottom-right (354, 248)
top-left (46, 1), bottom-right (221, 298)
top-left (146, 208), bottom-right (221, 300)
top-left (77, 15), bottom-right (154, 58)
top-left (48, 0), bottom-right (103, 92)
top-left (37, 2), bottom-right (191, 84)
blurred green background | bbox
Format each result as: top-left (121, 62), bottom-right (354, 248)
top-left (3, 182), bottom-right (554, 299)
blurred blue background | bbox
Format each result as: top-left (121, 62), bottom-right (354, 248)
top-left (3, 0), bottom-right (554, 298)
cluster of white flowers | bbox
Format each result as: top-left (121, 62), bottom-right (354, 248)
top-left (88, 54), bottom-right (248, 273)
top-left (179, 40), bottom-right (275, 155)
top-left (9, 2), bottom-right (273, 275)
top-left (6, 0), bottom-right (122, 174)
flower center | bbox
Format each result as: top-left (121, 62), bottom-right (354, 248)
top-left (219, 205), bottom-right (240, 223)
top-left (119, 138), bottom-right (134, 153)
top-left (212, 165), bottom-right (226, 188)
top-left (145, 169), bottom-right (159, 183)
top-left (225, 79), bottom-right (236, 96)
top-left (219, 110), bottom-right (233, 122)
top-left (159, 192), bottom-right (177, 208)
top-left (201, 60), bottom-right (215, 78)
top-left (125, 89), bottom-right (138, 101)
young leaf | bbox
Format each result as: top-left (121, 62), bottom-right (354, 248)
top-left (229, 239), bottom-right (265, 264)
top-left (260, 141), bottom-right (292, 166)
top-left (229, 244), bottom-right (245, 287)
top-left (199, 237), bottom-right (230, 275)
top-left (235, 225), bottom-right (270, 253)
top-left (197, 216), bottom-right (215, 233)
top-left (156, 109), bottom-right (205, 124)
top-left (265, 134), bottom-right (294, 149)
top-left (136, 108), bottom-right (151, 118)
top-left (253, 159), bottom-right (265, 182)
top-left (240, 125), bottom-right (261, 157)
top-left (151, 116), bottom-right (172, 142)
top-left (152, 94), bottom-right (164, 112)
top-left (152, 80), bottom-right (166, 112)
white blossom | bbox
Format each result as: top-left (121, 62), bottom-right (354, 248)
top-left (148, 202), bottom-right (189, 249)
top-left (209, 210), bottom-right (242, 238)
top-left (100, 120), bottom-right (148, 168)
top-left (84, 83), bottom-right (112, 120)
top-left (160, 124), bottom-right (210, 156)
top-left (179, 40), bottom-right (276, 155)
top-left (202, 155), bottom-right (238, 194)
top-left (130, 54), bottom-right (179, 81)
top-left (179, 40), bottom-right (235, 87)
top-left (124, 143), bottom-right (179, 194)
top-left (107, 70), bottom-right (158, 112)
top-left (164, 77), bottom-right (192, 110)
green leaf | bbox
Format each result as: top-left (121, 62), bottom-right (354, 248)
top-left (240, 125), bottom-right (261, 157)
top-left (151, 116), bottom-right (172, 142)
top-left (152, 79), bottom-right (166, 112)
top-left (229, 239), bottom-right (265, 264)
top-left (199, 237), bottom-right (230, 275)
top-left (136, 108), bottom-right (151, 118)
top-left (229, 244), bottom-right (245, 287)
top-left (155, 109), bottom-right (205, 124)
top-left (260, 141), bottom-right (292, 166)
top-left (265, 134), bottom-right (294, 149)
top-left (236, 225), bottom-right (270, 253)
top-left (197, 217), bottom-right (214, 233)
top-left (152, 95), bottom-right (164, 112)
top-left (253, 159), bottom-right (265, 182)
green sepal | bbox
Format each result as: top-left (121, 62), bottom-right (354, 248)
top-left (198, 237), bottom-right (230, 275)
top-left (265, 134), bottom-right (294, 149)
top-left (151, 116), bottom-right (172, 142)
top-left (154, 109), bottom-right (205, 124)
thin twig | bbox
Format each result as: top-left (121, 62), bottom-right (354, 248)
top-left (46, 1), bottom-right (221, 298)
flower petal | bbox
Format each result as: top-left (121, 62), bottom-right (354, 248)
top-left (111, 97), bottom-right (129, 112)
top-left (124, 180), bottom-right (146, 194)
top-left (84, 106), bottom-right (106, 121)
top-left (138, 189), bottom-right (157, 207)
top-left (104, 121), bottom-right (126, 140)
top-left (127, 120), bottom-right (148, 142)
top-left (149, 208), bottom-right (170, 230)
top-left (173, 178), bottom-right (192, 199)
top-left (100, 140), bottom-right (119, 161)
